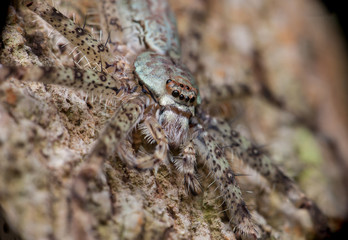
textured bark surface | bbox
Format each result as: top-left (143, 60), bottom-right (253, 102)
top-left (1, 0), bottom-right (348, 240)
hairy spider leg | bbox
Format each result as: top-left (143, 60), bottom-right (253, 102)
top-left (203, 115), bottom-right (330, 237)
top-left (193, 128), bottom-right (261, 239)
top-left (0, 66), bottom-right (132, 101)
top-left (200, 82), bottom-right (254, 105)
top-left (26, 0), bottom-right (116, 73)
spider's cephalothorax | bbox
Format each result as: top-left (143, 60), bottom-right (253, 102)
top-left (0, 0), bottom-right (330, 239)
top-left (134, 51), bottom-right (200, 147)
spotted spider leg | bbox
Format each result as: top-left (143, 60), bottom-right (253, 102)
top-left (0, 65), bottom-right (131, 98)
top-left (25, 0), bottom-right (121, 73)
top-left (193, 126), bottom-right (261, 239)
top-left (79, 97), bottom-right (146, 169)
top-left (200, 81), bottom-right (254, 105)
top-left (201, 114), bottom-right (330, 236)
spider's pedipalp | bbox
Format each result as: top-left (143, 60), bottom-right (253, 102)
top-left (193, 129), bottom-right (261, 239)
top-left (119, 115), bottom-right (169, 170)
top-left (174, 140), bottom-right (201, 195)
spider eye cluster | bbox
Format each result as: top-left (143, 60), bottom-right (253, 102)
top-left (166, 79), bottom-right (197, 104)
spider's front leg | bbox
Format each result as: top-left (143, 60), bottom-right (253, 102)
top-left (0, 65), bottom-right (130, 98)
top-left (193, 127), bottom-right (261, 239)
top-left (25, 0), bottom-right (119, 73)
top-left (203, 115), bottom-right (330, 237)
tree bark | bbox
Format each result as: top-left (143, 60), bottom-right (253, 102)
top-left (1, 0), bottom-right (348, 239)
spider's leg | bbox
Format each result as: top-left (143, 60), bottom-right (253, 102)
top-left (200, 82), bottom-right (254, 105)
top-left (201, 81), bottom-right (284, 112)
top-left (173, 140), bottom-right (202, 195)
top-left (118, 114), bottom-right (169, 170)
top-left (84, 96), bottom-right (146, 167)
top-left (203, 115), bottom-right (330, 236)
top-left (25, 0), bottom-right (115, 72)
top-left (0, 66), bottom-right (133, 100)
top-left (193, 128), bottom-right (261, 239)
top-left (69, 96), bottom-right (146, 237)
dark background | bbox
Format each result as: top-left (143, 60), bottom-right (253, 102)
top-left (320, 0), bottom-right (348, 50)
top-left (0, 0), bottom-right (11, 38)
top-left (317, 1), bottom-right (348, 239)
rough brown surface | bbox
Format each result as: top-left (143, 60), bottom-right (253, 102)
top-left (1, 0), bottom-right (348, 239)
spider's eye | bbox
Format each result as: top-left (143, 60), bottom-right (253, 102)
top-left (172, 90), bottom-right (179, 97)
top-left (179, 94), bottom-right (185, 100)
top-left (185, 96), bottom-right (190, 102)
top-left (190, 97), bottom-right (195, 103)
top-left (166, 79), bottom-right (172, 84)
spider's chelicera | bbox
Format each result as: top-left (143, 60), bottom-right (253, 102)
top-left (0, 0), bottom-right (330, 239)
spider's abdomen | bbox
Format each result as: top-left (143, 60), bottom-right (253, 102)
top-left (116, 0), bottom-right (181, 59)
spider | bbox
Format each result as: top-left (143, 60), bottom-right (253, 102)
top-left (0, 0), bottom-right (331, 239)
